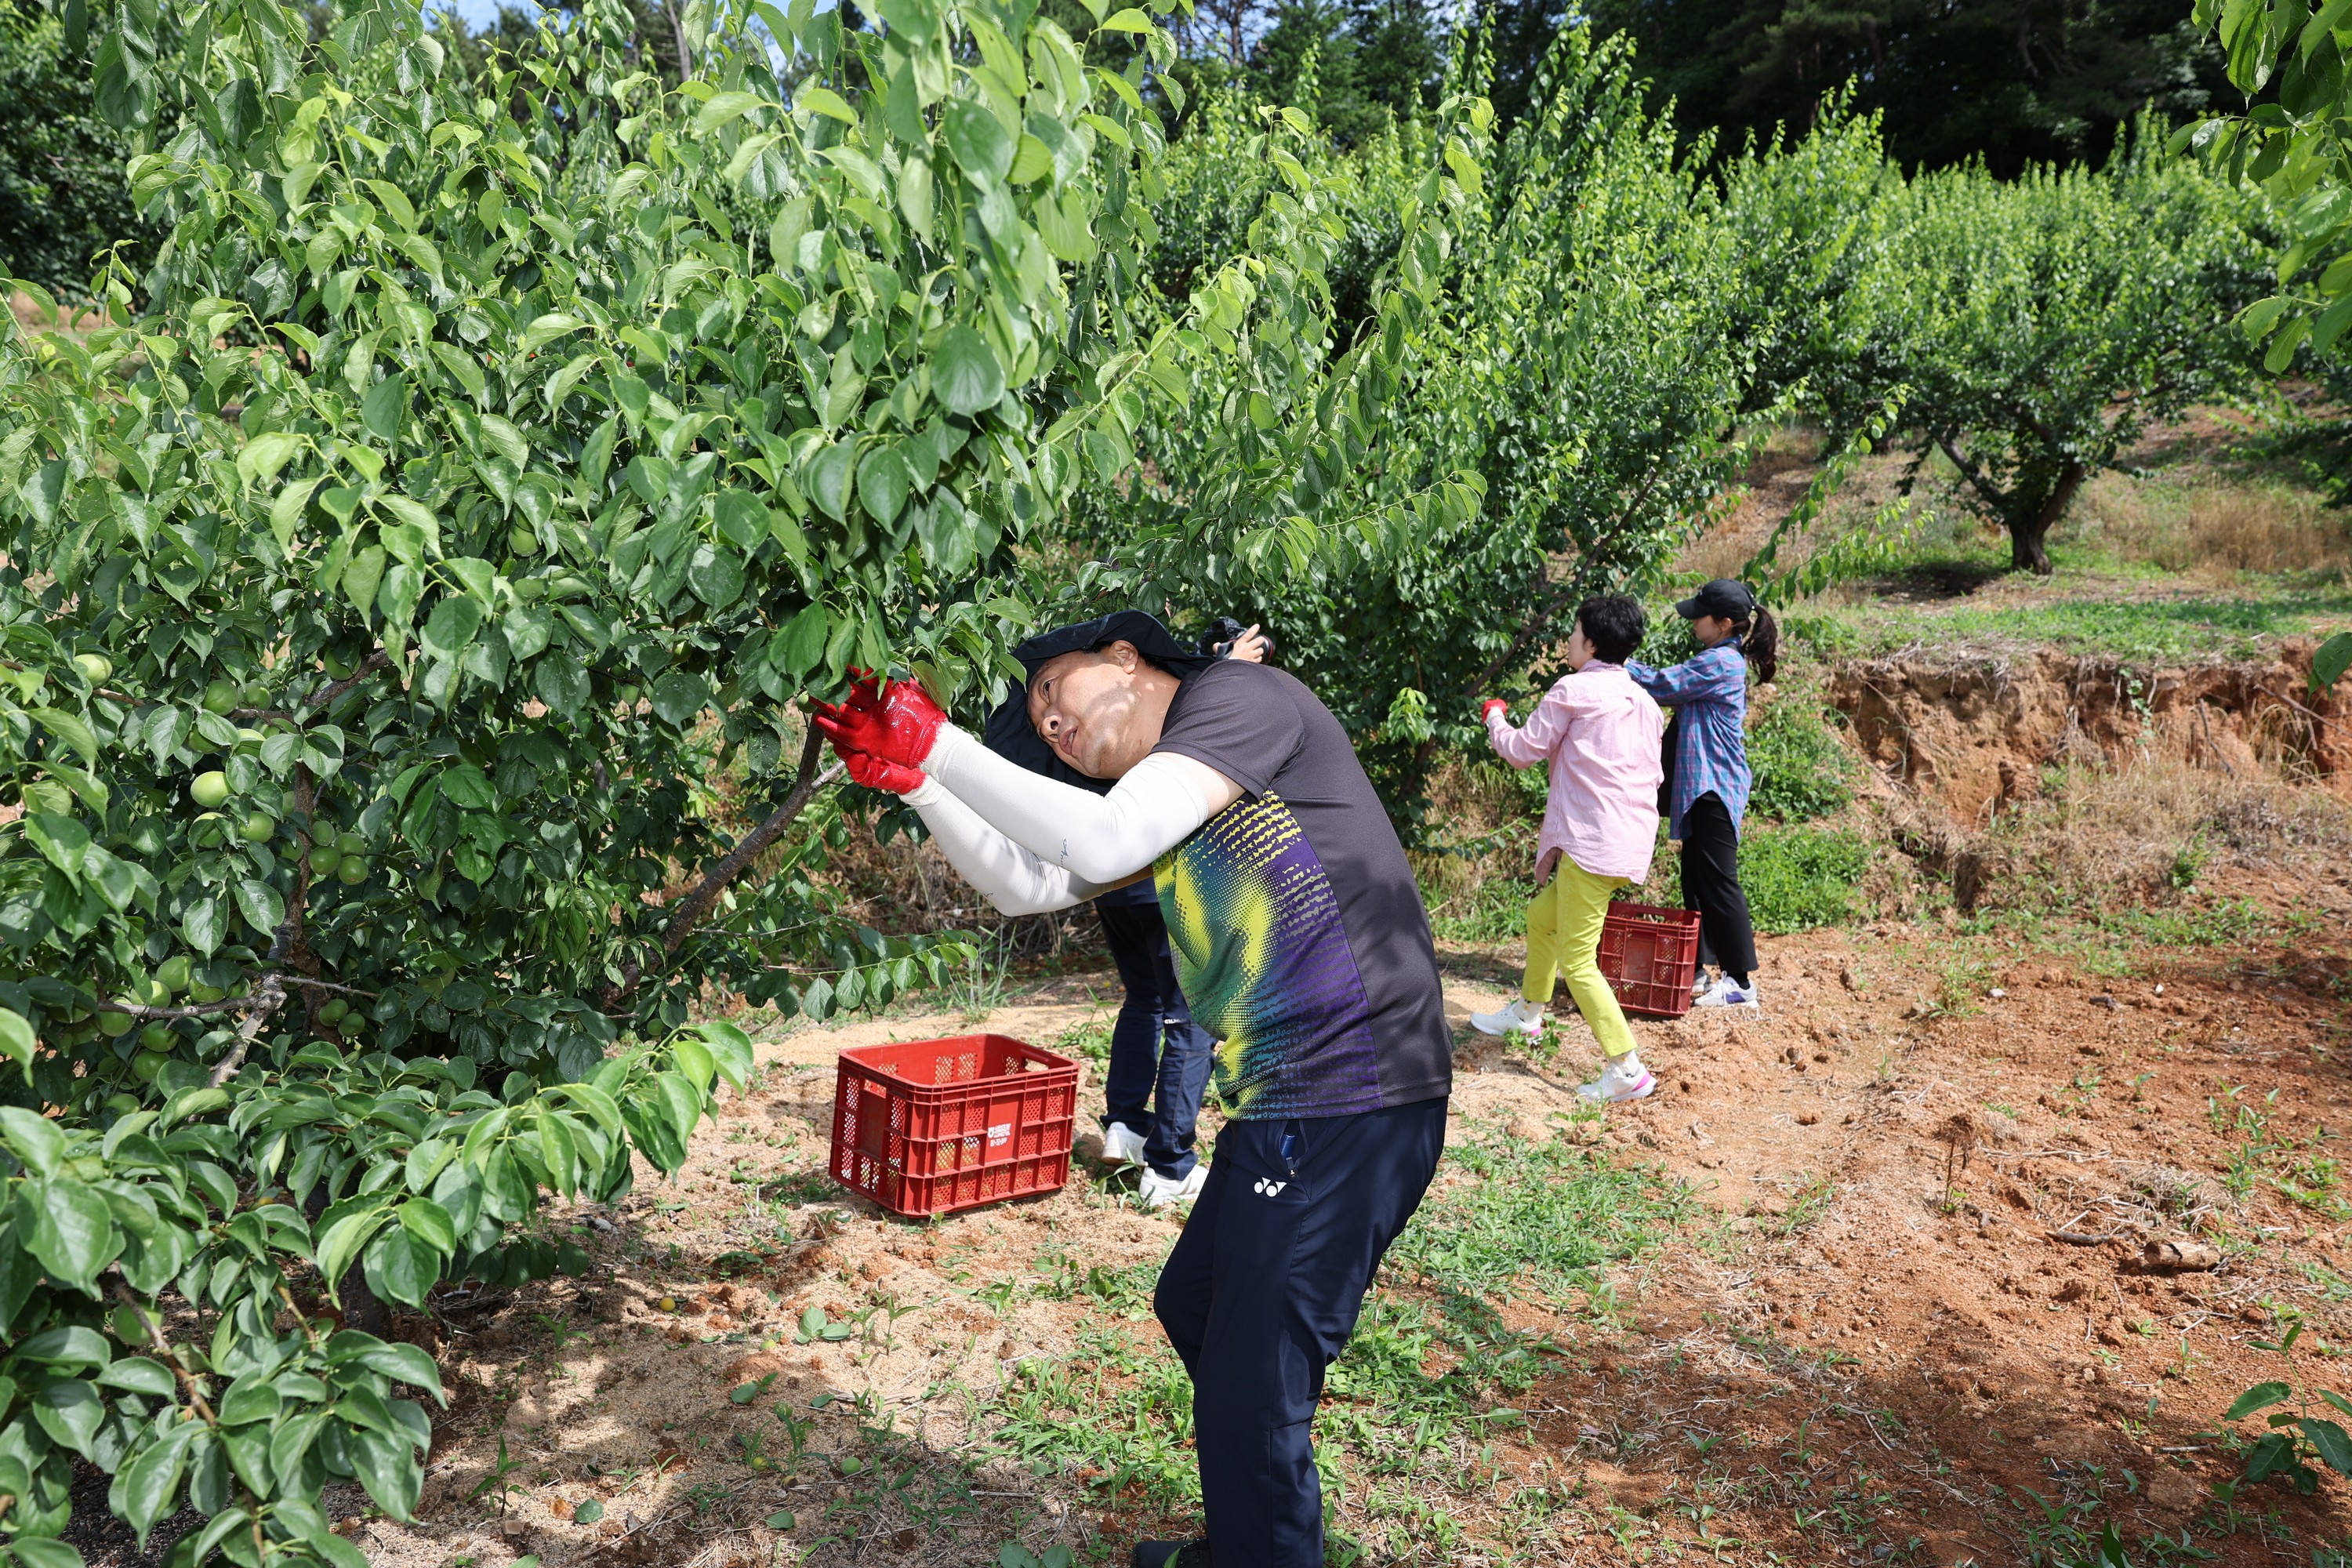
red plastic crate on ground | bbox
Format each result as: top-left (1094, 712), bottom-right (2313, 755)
top-left (1599, 901), bottom-right (1703, 1018)
top-left (828, 1034), bottom-right (1079, 1218)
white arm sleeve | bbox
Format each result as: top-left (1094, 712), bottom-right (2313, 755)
top-left (921, 725), bottom-right (1210, 884)
top-left (901, 778), bottom-right (1109, 916)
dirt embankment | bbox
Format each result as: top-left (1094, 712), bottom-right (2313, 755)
top-left (1826, 640), bottom-right (2350, 824)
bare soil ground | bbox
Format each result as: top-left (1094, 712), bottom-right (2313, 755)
top-left (298, 860), bottom-right (2352, 1568)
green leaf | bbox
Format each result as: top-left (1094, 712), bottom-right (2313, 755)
top-left (0, 1007), bottom-right (34, 1080)
top-left (237, 430), bottom-right (303, 490)
top-left (17, 1325), bottom-right (112, 1367)
top-left (650, 670), bottom-right (712, 727)
top-left (350, 1423), bottom-right (424, 1521)
top-left (363, 1222), bottom-right (441, 1308)
top-left (2314, 631), bottom-right (2352, 691)
top-left (421, 594), bottom-right (484, 662)
top-left (1095, 6), bottom-right (1152, 29)
top-left (0, 1103), bottom-right (67, 1176)
top-left (2229, 1381), bottom-right (2294, 1421)
top-left (29, 1175), bottom-right (118, 1292)
top-left (695, 1021), bottom-right (756, 1089)
top-left (397, 1196), bottom-right (458, 1253)
top-left (118, 1425), bottom-right (192, 1545)
top-left (217, 1376), bottom-right (283, 1427)
top-left (96, 1356), bottom-right (176, 1397)
top-left (235, 877), bottom-right (286, 936)
top-left (9, 1535), bottom-right (89, 1568)
top-left (932, 326), bottom-right (1007, 416)
top-left (361, 373), bottom-right (409, 441)
top-left (696, 90), bottom-right (765, 132)
top-left (797, 85), bottom-right (855, 123)
top-left (942, 99), bottom-right (1014, 184)
top-left (314, 1206), bottom-right (391, 1297)
top-left (520, 313), bottom-right (586, 354)
top-left (2303, 1417), bottom-right (2352, 1474)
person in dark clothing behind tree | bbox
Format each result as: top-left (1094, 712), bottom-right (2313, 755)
top-left (978, 618), bottom-right (1270, 1208)
top-left (813, 610), bottom-right (1451, 1568)
top-left (1627, 578), bottom-right (1780, 1010)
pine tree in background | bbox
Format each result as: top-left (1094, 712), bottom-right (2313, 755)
top-left (1576, 0), bottom-right (2233, 173)
top-left (0, 0), bottom-right (149, 299)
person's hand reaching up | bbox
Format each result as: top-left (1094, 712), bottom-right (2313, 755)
top-left (810, 671), bottom-right (947, 777)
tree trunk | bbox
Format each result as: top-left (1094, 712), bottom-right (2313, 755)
top-left (2009, 459), bottom-right (2086, 577)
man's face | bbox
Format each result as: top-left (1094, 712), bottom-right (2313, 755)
top-left (1026, 641), bottom-right (1159, 779)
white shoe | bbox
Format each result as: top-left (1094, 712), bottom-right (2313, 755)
top-left (1577, 1055), bottom-right (1657, 1104)
top-left (1100, 1121), bottom-right (1147, 1166)
top-left (1693, 976), bottom-right (1761, 1011)
top-left (1137, 1164), bottom-right (1207, 1209)
top-left (1471, 997), bottom-right (1545, 1036)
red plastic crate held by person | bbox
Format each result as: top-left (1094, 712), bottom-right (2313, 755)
top-left (828, 1034), bottom-right (1080, 1218)
top-left (1599, 902), bottom-right (1704, 1019)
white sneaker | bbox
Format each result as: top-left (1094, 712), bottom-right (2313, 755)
top-left (1471, 997), bottom-right (1545, 1036)
top-left (1100, 1121), bottom-right (1147, 1166)
top-left (1577, 1055), bottom-right (1657, 1104)
top-left (1693, 976), bottom-right (1761, 1011)
top-left (1137, 1164), bottom-right (1207, 1209)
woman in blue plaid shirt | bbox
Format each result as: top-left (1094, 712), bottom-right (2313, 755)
top-left (1627, 579), bottom-right (1780, 1010)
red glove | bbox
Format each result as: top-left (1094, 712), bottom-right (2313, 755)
top-left (1481, 699), bottom-right (1508, 724)
top-left (810, 671), bottom-right (947, 771)
top-left (842, 746), bottom-right (927, 796)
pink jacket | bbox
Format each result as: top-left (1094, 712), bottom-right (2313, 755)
top-left (1484, 662), bottom-right (1664, 883)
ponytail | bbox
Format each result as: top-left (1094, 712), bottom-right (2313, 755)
top-left (1735, 605), bottom-right (1780, 685)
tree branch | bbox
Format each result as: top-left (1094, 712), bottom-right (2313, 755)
top-left (599, 726), bottom-right (844, 1011)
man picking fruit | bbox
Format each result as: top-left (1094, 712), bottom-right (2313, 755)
top-left (813, 612), bottom-right (1451, 1568)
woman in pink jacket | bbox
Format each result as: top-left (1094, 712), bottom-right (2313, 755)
top-left (1471, 595), bottom-right (1665, 1104)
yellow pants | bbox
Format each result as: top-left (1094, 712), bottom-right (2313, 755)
top-left (1523, 857), bottom-right (1638, 1060)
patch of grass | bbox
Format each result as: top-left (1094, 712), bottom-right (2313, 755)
top-left (1390, 1123), bottom-right (1696, 1304)
top-left (1740, 824), bottom-right (1875, 934)
top-left (1802, 589), bottom-right (2352, 667)
top-left (1421, 869), bottom-right (1537, 946)
top-left (1748, 696), bottom-right (1860, 823)
top-left (984, 1322), bottom-right (1200, 1513)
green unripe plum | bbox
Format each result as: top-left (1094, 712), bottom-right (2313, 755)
top-left (310, 842), bottom-right (343, 875)
top-left (134, 975), bottom-right (169, 1008)
top-left (191, 771), bottom-right (230, 809)
top-left (188, 982), bottom-right (224, 1004)
top-left (131, 1051), bottom-right (168, 1083)
top-left (98, 1009), bottom-right (135, 1038)
top-left (235, 728), bottom-right (263, 746)
top-left (240, 811), bottom-right (275, 844)
top-left (337, 855), bottom-right (369, 885)
top-left (138, 1023), bottom-right (172, 1051)
top-left (201, 679), bottom-right (238, 713)
top-left (508, 524), bottom-right (540, 557)
top-left (318, 999), bottom-right (350, 1025)
top-left (104, 1093), bottom-right (140, 1116)
top-left (73, 652), bottom-right (113, 684)
top-left (242, 681), bottom-right (270, 706)
top-left (618, 684), bottom-right (641, 705)
top-left (337, 831), bottom-right (365, 856)
top-left (322, 649), bottom-right (354, 680)
top-left (156, 955), bottom-right (191, 995)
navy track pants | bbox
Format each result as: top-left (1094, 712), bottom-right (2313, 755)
top-left (1152, 1097), bottom-right (1448, 1568)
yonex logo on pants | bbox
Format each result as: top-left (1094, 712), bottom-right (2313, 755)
top-left (1253, 1178), bottom-right (1287, 1196)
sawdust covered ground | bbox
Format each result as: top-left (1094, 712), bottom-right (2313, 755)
top-left (302, 877), bottom-right (2352, 1568)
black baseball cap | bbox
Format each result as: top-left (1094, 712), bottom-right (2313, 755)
top-left (1674, 579), bottom-right (1756, 621)
top-left (981, 610), bottom-right (1217, 789)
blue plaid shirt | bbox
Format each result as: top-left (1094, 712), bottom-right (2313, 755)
top-left (1625, 639), bottom-right (1751, 840)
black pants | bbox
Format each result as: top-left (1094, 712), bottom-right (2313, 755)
top-left (1154, 1098), bottom-right (1447, 1568)
top-left (1096, 895), bottom-right (1215, 1179)
top-left (1681, 791), bottom-right (1757, 981)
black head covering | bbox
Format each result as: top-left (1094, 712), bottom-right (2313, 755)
top-left (1675, 579), bottom-right (1758, 621)
top-left (981, 610), bottom-right (1218, 793)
